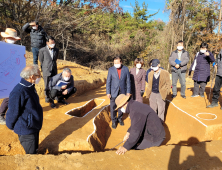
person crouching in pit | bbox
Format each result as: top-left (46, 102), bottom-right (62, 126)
top-left (115, 94), bottom-right (166, 155)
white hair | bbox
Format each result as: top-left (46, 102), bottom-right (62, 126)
top-left (20, 65), bottom-right (39, 79)
top-left (63, 68), bottom-right (72, 74)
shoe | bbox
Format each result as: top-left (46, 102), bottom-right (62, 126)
top-left (181, 95), bottom-right (186, 99)
top-left (172, 95), bottom-right (177, 98)
top-left (200, 95), bottom-right (204, 98)
top-left (58, 99), bottom-right (69, 105)
top-left (0, 116), bottom-right (6, 125)
top-left (45, 99), bottom-right (50, 103)
top-left (50, 101), bottom-right (56, 108)
top-left (119, 119), bottom-right (124, 126)
top-left (112, 122), bottom-right (116, 129)
top-left (191, 94), bottom-right (199, 97)
top-left (206, 103), bottom-right (218, 108)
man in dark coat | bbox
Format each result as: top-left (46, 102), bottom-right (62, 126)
top-left (6, 65), bottom-right (43, 154)
top-left (169, 40), bottom-right (190, 99)
top-left (207, 49), bottom-right (222, 109)
top-left (22, 21), bottom-right (47, 64)
top-left (106, 56), bottom-right (131, 129)
top-left (48, 68), bottom-right (76, 108)
top-left (39, 36), bottom-right (58, 103)
top-left (189, 42), bottom-right (215, 97)
top-left (115, 94), bottom-right (165, 155)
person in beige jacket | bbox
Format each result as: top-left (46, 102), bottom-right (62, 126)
top-left (146, 59), bottom-right (171, 121)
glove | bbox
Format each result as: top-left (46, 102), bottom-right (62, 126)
top-left (140, 90), bottom-right (144, 97)
top-left (213, 62), bottom-right (216, 67)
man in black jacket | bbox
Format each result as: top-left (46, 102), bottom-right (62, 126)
top-left (115, 94), bottom-right (165, 155)
top-left (22, 21), bottom-right (47, 64)
top-left (39, 36), bottom-right (58, 103)
top-left (48, 68), bottom-right (76, 108)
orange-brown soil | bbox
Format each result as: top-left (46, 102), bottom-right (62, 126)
top-left (0, 54), bottom-right (222, 169)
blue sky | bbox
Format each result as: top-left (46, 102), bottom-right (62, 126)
top-left (119, 0), bottom-right (169, 23)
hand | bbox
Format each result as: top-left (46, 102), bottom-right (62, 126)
top-left (205, 52), bottom-right (210, 56)
top-left (140, 90), bottom-right (144, 97)
top-left (116, 146), bottom-right (127, 155)
top-left (62, 89), bottom-right (68, 95)
top-left (61, 85), bottom-right (67, 90)
top-left (126, 93), bottom-right (131, 96)
top-left (175, 64), bottom-right (180, 69)
top-left (24, 54), bottom-right (27, 59)
top-left (107, 94), bottom-right (111, 99)
top-left (123, 132), bottom-right (130, 142)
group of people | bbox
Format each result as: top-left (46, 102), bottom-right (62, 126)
top-left (107, 40), bottom-right (221, 155)
top-left (0, 22), bottom-right (221, 156)
top-left (0, 22), bottom-right (77, 154)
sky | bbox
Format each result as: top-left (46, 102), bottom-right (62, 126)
top-left (119, 0), bottom-right (170, 23)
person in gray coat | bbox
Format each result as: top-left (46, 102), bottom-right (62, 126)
top-left (39, 36), bottom-right (58, 103)
top-left (22, 21), bottom-right (47, 64)
top-left (115, 94), bottom-right (165, 155)
top-left (169, 40), bottom-right (190, 99)
top-left (207, 49), bottom-right (222, 109)
top-left (48, 68), bottom-right (76, 108)
top-left (130, 58), bottom-right (146, 103)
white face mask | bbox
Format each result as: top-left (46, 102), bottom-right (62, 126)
top-left (32, 26), bottom-right (37, 30)
top-left (49, 44), bottom-right (55, 48)
top-left (136, 64), bottom-right (141, 69)
top-left (6, 39), bottom-right (15, 44)
top-left (35, 77), bottom-right (41, 84)
top-left (120, 107), bottom-right (126, 113)
top-left (152, 66), bottom-right (159, 71)
top-left (64, 77), bottom-right (70, 81)
top-left (114, 64), bottom-right (121, 69)
top-left (177, 46), bottom-right (184, 50)
top-left (200, 50), bottom-right (206, 53)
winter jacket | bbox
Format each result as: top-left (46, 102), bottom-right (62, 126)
top-left (216, 49), bottom-right (222, 77)
top-left (6, 78), bottom-right (43, 135)
top-left (123, 99), bottom-right (165, 150)
top-left (22, 23), bottom-right (47, 48)
top-left (49, 73), bottom-right (74, 94)
top-left (130, 67), bottom-right (146, 103)
top-left (169, 49), bottom-right (190, 73)
top-left (189, 51), bottom-right (215, 82)
top-left (146, 68), bottom-right (171, 100)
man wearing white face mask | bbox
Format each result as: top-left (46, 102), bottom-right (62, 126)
top-left (106, 56), bottom-right (131, 129)
top-left (22, 21), bottom-right (47, 64)
top-left (169, 40), bottom-right (190, 99)
top-left (6, 65), bottom-right (43, 154)
top-left (114, 94), bottom-right (165, 155)
top-left (39, 36), bottom-right (58, 103)
top-left (146, 59), bottom-right (171, 121)
top-left (48, 68), bottom-right (76, 108)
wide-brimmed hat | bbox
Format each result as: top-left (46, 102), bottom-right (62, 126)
top-left (115, 94), bottom-right (131, 111)
top-left (1, 28), bottom-right (21, 40)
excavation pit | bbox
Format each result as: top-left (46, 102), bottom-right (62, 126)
top-left (65, 98), bottom-right (105, 117)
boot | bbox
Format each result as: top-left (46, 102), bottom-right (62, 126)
top-left (206, 103), bottom-right (218, 108)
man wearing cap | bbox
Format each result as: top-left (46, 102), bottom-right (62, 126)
top-left (146, 59), bottom-right (171, 121)
top-left (115, 94), bottom-right (165, 155)
top-left (106, 56), bottom-right (131, 129)
top-left (169, 40), bottom-right (190, 99)
top-left (22, 21), bottom-right (47, 64)
top-left (39, 36), bottom-right (59, 103)
top-left (0, 28), bottom-right (22, 125)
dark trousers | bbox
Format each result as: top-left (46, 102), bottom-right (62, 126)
top-left (212, 75), bottom-right (222, 104)
top-left (0, 98), bottom-right (9, 116)
top-left (193, 81), bottom-right (207, 96)
top-left (110, 97), bottom-right (123, 123)
top-left (50, 88), bottom-right (76, 101)
top-left (18, 132), bottom-right (39, 154)
top-left (43, 74), bottom-right (56, 102)
top-left (32, 47), bottom-right (40, 64)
